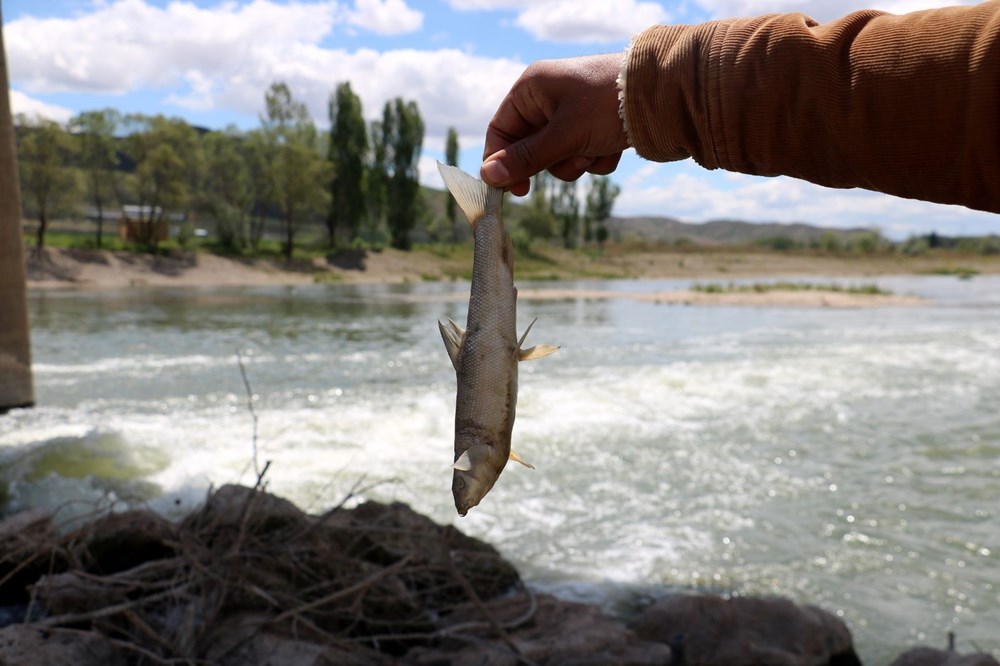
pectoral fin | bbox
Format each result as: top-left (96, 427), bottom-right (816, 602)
top-left (453, 444), bottom-right (491, 472)
top-left (517, 317), bottom-right (559, 361)
top-left (509, 450), bottom-right (535, 470)
top-left (438, 318), bottom-right (465, 371)
top-left (453, 450), bottom-right (473, 471)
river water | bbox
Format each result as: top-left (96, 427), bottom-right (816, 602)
top-left (2, 276), bottom-right (999, 662)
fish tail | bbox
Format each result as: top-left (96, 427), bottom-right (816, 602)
top-left (437, 161), bottom-right (503, 229)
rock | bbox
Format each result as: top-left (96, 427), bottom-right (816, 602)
top-left (0, 624), bottom-right (125, 666)
top-left (407, 592), bottom-right (672, 665)
top-left (890, 647), bottom-right (1000, 666)
top-left (0, 508), bottom-right (63, 612)
top-left (33, 571), bottom-right (128, 617)
top-left (0, 507), bottom-right (52, 540)
top-left (633, 593), bottom-right (859, 666)
top-left (75, 509), bottom-right (177, 574)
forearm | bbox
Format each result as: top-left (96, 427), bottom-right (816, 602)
top-left (622, 2), bottom-right (1000, 213)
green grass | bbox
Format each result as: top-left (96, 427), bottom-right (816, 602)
top-left (922, 267), bottom-right (979, 280)
top-left (691, 281), bottom-right (893, 296)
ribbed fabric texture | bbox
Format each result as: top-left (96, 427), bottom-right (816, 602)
top-left (623, 1), bottom-right (1000, 213)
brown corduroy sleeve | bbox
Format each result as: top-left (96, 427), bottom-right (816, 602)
top-left (621, 1), bottom-right (1000, 213)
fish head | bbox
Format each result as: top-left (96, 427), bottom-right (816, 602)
top-left (452, 443), bottom-right (501, 516)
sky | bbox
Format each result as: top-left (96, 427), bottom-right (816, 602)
top-left (3, 0), bottom-right (997, 238)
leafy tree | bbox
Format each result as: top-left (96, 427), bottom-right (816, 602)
top-left (121, 114), bottom-right (200, 252)
top-left (70, 109), bottom-right (119, 248)
top-left (202, 127), bottom-right (253, 251)
top-left (261, 82), bottom-right (330, 261)
top-left (327, 82), bottom-right (368, 247)
top-left (584, 175), bottom-right (620, 246)
top-left (16, 115), bottom-right (80, 249)
top-left (244, 128), bottom-right (278, 249)
top-left (377, 98), bottom-right (424, 250)
top-left (445, 126), bottom-right (459, 242)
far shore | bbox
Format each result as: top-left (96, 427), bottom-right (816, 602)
top-left (24, 245), bottom-right (996, 307)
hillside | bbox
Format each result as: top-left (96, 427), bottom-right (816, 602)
top-left (422, 183), bottom-right (872, 247)
top-left (607, 215), bottom-right (873, 245)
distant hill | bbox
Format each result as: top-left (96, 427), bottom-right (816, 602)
top-left (423, 184), bottom-right (873, 246)
top-left (608, 215), bottom-right (873, 245)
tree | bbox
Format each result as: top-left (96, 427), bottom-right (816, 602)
top-left (445, 126), bottom-right (459, 242)
top-left (244, 128), bottom-right (278, 250)
top-left (552, 179), bottom-right (579, 249)
top-left (519, 171), bottom-right (557, 241)
top-left (0, 10), bottom-right (35, 411)
top-left (376, 98), bottom-right (424, 251)
top-left (120, 114), bottom-right (200, 252)
top-left (261, 82), bottom-right (329, 261)
top-left (367, 118), bottom-right (388, 243)
top-left (327, 82), bottom-right (368, 247)
top-left (71, 109), bottom-right (119, 248)
top-left (584, 175), bottom-right (620, 246)
top-left (16, 115), bottom-right (80, 249)
top-left (202, 127), bottom-right (253, 252)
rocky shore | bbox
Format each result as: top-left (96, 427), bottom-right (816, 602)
top-left (0, 484), bottom-right (994, 665)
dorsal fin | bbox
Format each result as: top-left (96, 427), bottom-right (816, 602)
top-left (437, 161), bottom-right (502, 228)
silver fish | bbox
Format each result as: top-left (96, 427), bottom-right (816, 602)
top-left (437, 162), bottom-right (558, 516)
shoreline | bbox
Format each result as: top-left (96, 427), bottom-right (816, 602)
top-left (22, 245), bottom-right (974, 307)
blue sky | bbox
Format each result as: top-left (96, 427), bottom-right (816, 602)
top-left (4, 0), bottom-right (996, 238)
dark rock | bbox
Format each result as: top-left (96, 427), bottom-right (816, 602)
top-left (890, 647), bottom-right (1000, 666)
top-left (633, 593), bottom-right (859, 665)
top-left (407, 592), bottom-right (672, 665)
top-left (0, 625), bottom-right (125, 666)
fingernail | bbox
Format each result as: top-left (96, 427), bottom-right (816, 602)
top-left (482, 159), bottom-right (509, 185)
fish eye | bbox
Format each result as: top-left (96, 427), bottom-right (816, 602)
top-left (454, 477), bottom-right (466, 491)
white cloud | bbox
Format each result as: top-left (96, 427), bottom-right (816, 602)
top-left (8, 90), bottom-right (74, 123)
top-left (616, 167), bottom-right (999, 237)
top-left (516, 0), bottom-right (669, 43)
top-left (447, 0), bottom-right (528, 9)
top-left (5, 0), bottom-right (340, 94)
top-left (345, 0), bottom-right (423, 35)
top-left (447, 0), bottom-right (668, 42)
top-left (4, 0), bottom-right (521, 146)
top-left (692, 0), bottom-right (979, 21)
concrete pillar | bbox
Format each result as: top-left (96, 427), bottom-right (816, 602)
top-left (0, 4), bottom-right (35, 412)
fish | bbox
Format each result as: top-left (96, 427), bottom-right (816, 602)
top-left (436, 162), bottom-right (559, 516)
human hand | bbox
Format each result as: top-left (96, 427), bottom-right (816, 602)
top-left (480, 54), bottom-right (630, 196)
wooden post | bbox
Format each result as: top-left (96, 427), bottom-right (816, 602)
top-left (0, 3), bottom-right (35, 412)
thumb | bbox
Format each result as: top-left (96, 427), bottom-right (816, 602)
top-left (481, 125), bottom-right (567, 189)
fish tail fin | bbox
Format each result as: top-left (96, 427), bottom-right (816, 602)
top-left (437, 161), bottom-right (502, 228)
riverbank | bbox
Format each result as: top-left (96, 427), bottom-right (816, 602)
top-left (24, 244), bottom-right (995, 302)
top-left (3, 482), bottom-right (987, 665)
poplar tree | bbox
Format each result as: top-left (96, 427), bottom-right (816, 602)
top-left (378, 98), bottom-right (424, 251)
top-left (327, 82), bottom-right (367, 247)
top-left (445, 126), bottom-right (459, 242)
top-left (552, 179), bottom-right (579, 249)
top-left (584, 175), bottom-right (620, 246)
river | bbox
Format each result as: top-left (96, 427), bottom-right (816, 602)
top-left (2, 275), bottom-right (999, 663)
